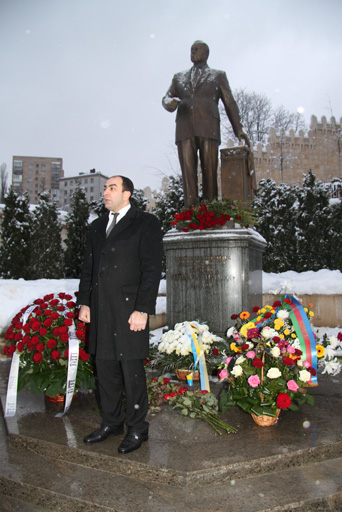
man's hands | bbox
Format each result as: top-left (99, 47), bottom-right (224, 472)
top-left (78, 305), bottom-right (90, 323)
top-left (162, 96), bottom-right (181, 112)
top-left (128, 311), bottom-right (148, 332)
top-left (238, 132), bottom-right (251, 148)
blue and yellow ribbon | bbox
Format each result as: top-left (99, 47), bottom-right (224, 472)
top-left (184, 322), bottom-right (211, 392)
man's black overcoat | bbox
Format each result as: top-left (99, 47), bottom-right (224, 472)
top-left (77, 206), bottom-right (163, 360)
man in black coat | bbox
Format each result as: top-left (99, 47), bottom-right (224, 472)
top-left (77, 175), bottom-right (162, 454)
top-left (162, 40), bottom-right (250, 206)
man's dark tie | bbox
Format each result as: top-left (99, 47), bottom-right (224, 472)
top-left (191, 66), bottom-right (201, 88)
top-left (106, 212), bottom-right (119, 238)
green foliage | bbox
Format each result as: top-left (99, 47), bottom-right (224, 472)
top-left (64, 185), bottom-right (91, 278)
top-left (0, 187), bottom-right (33, 279)
top-left (152, 174), bottom-right (184, 235)
top-left (253, 172), bottom-right (342, 272)
top-left (30, 192), bottom-right (64, 279)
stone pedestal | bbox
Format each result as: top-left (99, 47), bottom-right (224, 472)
top-left (220, 146), bottom-right (255, 202)
top-left (163, 227), bottom-right (266, 336)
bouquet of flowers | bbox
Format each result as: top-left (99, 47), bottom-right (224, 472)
top-left (3, 293), bottom-right (95, 397)
top-left (171, 198), bottom-right (255, 232)
top-left (151, 321), bottom-right (229, 375)
top-left (218, 298), bottom-right (317, 418)
top-left (316, 331), bottom-right (342, 376)
top-left (147, 375), bottom-right (237, 434)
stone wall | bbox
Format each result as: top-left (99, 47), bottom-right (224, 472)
top-left (235, 115), bottom-right (342, 186)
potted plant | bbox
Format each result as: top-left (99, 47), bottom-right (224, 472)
top-left (3, 292), bottom-right (95, 398)
top-left (218, 297), bottom-right (318, 425)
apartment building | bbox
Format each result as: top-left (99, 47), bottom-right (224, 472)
top-left (12, 156), bottom-right (64, 204)
top-left (59, 169), bottom-right (109, 209)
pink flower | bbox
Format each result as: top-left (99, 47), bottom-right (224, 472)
top-left (287, 346), bottom-right (295, 354)
top-left (247, 375), bottom-right (260, 388)
top-left (218, 369), bottom-right (228, 380)
top-left (225, 356), bottom-right (233, 365)
top-left (246, 350), bottom-right (256, 359)
top-left (303, 361), bottom-right (311, 369)
top-left (287, 379), bottom-right (299, 392)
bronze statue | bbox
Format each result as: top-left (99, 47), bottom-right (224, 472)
top-left (162, 40), bottom-right (251, 206)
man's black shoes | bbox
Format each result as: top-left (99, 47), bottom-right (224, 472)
top-left (118, 432), bottom-right (148, 454)
top-left (83, 425), bottom-right (124, 444)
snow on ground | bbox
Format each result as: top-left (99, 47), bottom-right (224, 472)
top-left (0, 270), bottom-right (341, 335)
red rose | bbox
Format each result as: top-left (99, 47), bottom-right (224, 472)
top-left (66, 312), bottom-right (75, 319)
top-left (34, 308), bottom-right (42, 316)
top-left (44, 294), bottom-right (54, 301)
top-left (49, 312), bottom-right (58, 320)
top-left (65, 294), bottom-right (72, 300)
top-left (47, 339), bottom-right (57, 349)
top-left (31, 335), bottom-right (39, 345)
top-left (36, 343), bottom-right (45, 352)
top-left (252, 306), bottom-right (260, 313)
top-left (23, 335), bottom-right (30, 344)
top-left (273, 336), bottom-right (281, 343)
top-left (58, 292), bottom-right (66, 299)
top-left (59, 326), bottom-right (68, 333)
top-left (163, 377), bottom-right (170, 384)
top-left (76, 329), bottom-right (85, 340)
top-left (213, 347), bottom-right (219, 356)
top-left (44, 318), bottom-right (53, 328)
top-left (33, 352), bottom-right (43, 364)
top-left (309, 367), bottom-right (317, 376)
top-left (16, 342), bottom-right (24, 352)
top-left (283, 356), bottom-right (294, 366)
top-left (23, 324), bottom-right (31, 333)
top-left (15, 322), bottom-right (23, 330)
top-left (64, 349), bottom-right (69, 358)
top-left (51, 350), bottom-right (61, 360)
top-left (337, 332), bottom-right (342, 341)
top-left (34, 299), bottom-right (43, 305)
top-left (276, 392), bottom-right (292, 409)
top-left (252, 358), bottom-right (263, 368)
top-left (39, 328), bottom-right (47, 336)
top-left (272, 301), bottom-right (282, 308)
top-left (295, 349), bottom-right (303, 356)
top-left (64, 319), bottom-right (72, 327)
top-left (40, 302), bottom-right (48, 310)
top-left (66, 301), bottom-right (76, 309)
top-left (264, 312), bottom-right (272, 319)
top-left (14, 333), bottom-right (22, 341)
top-left (77, 322), bottom-right (85, 329)
top-left (52, 327), bottom-right (60, 336)
top-left (49, 299), bottom-right (59, 307)
top-left (31, 321), bottom-right (42, 332)
top-left (241, 343), bottom-right (249, 351)
top-left (60, 333), bottom-right (69, 343)
top-left (79, 349), bottom-right (89, 362)
top-left (57, 305), bottom-right (65, 312)
top-left (44, 309), bottom-right (52, 317)
top-left (231, 314), bottom-right (239, 320)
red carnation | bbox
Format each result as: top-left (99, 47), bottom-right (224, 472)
top-left (57, 305), bottom-right (65, 312)
top-left (241, 343), bottom-right (249, 351)
top-left (66, 312), bottom-right (75, 319)
top-left (66, 301), bottom-right (76, 308)
top-left (50, 299), bottom-right (59, 307)
top-left (14, 333), bottom-right (22, 341)
top-left (44, 309), bottom-right (52, 317)
top-left (65, 294), bottom-right (72, 300)
top-left (36, 343), bottom-right (45, 352)
top-left (44, 294), bottom-right (54, 301)
top-left (51, 350), bottom-right (61, 360)
top-left (163, 377), bottom-right (170, 384)
top-left (79, 349), bottom-right (89, 362)
top-left (16, 341), bottom-right (24, 352)
top-left (59, 326), bottom-right (68, 333)
top-left (264, 312), bottom-right (272, 319)
top-left (50, 312), bottom-right (59, 320)
top-left (64, 349), bottom-right (69, 358)
top-left (23, 324), bottom-right (31, 333)
top-left (34, 308), bottom-right (42, 316)
top-left (52, 327), bottom-right (60, 336)
top-left (47, 339), bottom-right (57, 349)
top-left (213, 347), bottom-right (219, 356)
top-left (273, 336), bottom-right (281, 343)
top-left (58, 293), bottom-right (66, 299)
top-left (252, 358), bottom-right (263, 368)
top-left (64, 319), bottom-right (72, 327)
top-left (39, 328), bottom-right (47, 336)
top-left (60, 333), bottom-right (69, 343)
top-left (33, 352), bottom-right (43, 364)
top-left (15, 322), bottom-right (23, 330)
top-left (283, 356), bottom-right (294, 366)
top-left (252, 306), bottom-right (260, 312)
top-left (231, 314), bottom-right (239, 320)
top-left (272, 301), bottom-right (282, 308)
top-left (31, 335), bottom-right (39, 345)
top-left (276, 392), bottom-right (292, 409)
top-left (77, 322), bottom-right (85, 329)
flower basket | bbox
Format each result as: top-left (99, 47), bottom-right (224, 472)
top-left (251, 408), bottom-right (281, 426)
top-left (3, 292), bottom-right (95, 398)
top-left (175, 369), bottom-right (200, 381)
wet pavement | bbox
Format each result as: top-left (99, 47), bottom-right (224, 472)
top-left (0, 358), bottom-right (342, 511)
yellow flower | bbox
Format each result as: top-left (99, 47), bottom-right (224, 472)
top-left (309, 311), bottom-right (314, 317)
top-left (265, 305), bottom-right (272, 310)
top-left (284, 329), bottom-right (290, 336)
top-left (240, 321), bottom-right (256, 338)
top-left (316, 345), bottom-right (325, 358)
top-left (257, 316), bottom-right (262, 321)
top-left (271, 309), bottom-right (275, 314)
top-left (279, 334), bottom-right (284, 339)
top-left (304, 307), bottom-right (308, 313)
top-left (260, 308), bottom-right (266, 314)
top-left (230, 342), bottom-right (242, 353)
top-left (291, 333), bottom-right (297, 338)
top-left (240, 311), bottom-right (250, 320)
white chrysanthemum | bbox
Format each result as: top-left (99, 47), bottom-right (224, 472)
top-left (299, 369), bottom-right (311, 382)
top-left (271, 347), bottom-right (281, 357)
top-left (267, 367), bottom-right (282, 379)
top-left (277, 310), bottom-right (289, 320)
top-left (235, 355), bottom-right (246, 365)
top-left (297, 359), bottom-right (304, 367)
top-left (291, 338), bottom-right (301, 349)
top-left (231, 365), bottom-right (243, 377)
top-left (261, 327), bottom-right (277, 339)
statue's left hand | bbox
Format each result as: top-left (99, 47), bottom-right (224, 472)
top-left (239, 132), bottom-right (251, 148)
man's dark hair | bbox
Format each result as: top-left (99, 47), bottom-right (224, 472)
top-left (112, 175), bottom-right (134, 197)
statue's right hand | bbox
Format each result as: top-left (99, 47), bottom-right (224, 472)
top-left (78, 305), bottom-right (90, 323)
top-left (162, 97), bottom-right (181, 112)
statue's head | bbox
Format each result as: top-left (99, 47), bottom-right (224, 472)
top-left (191, 40), bottom-right (209, 65)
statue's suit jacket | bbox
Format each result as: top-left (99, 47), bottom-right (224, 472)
top-left (162, 64), bottom-right (243, 145)
top-left (77, 206), bottom-right (162, 360)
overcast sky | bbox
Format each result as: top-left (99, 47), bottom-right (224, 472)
top-left (1, 0), bottom-right (341, 192)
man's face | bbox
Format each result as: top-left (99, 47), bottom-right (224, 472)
top-left (191, 43), bottom-right (208, 65)
top-left (103, 176), bottom-right (130, 212)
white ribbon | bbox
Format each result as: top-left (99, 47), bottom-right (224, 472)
top-left (4, 304), bottom-right (36, 418)
top-left (55, 321), bottom-right (80, 418)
